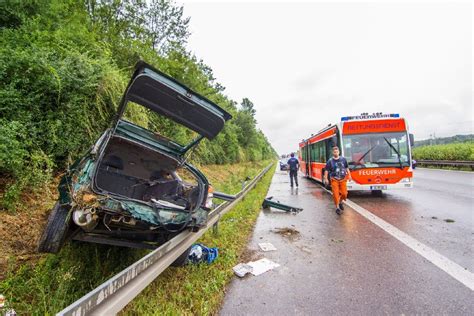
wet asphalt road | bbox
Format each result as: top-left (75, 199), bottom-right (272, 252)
top-left (220, 167), bottom-right (474, 315)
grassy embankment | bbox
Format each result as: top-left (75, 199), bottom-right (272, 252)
top-left (412, 142), bottom-right (473, 171)
top-left (0, 161), bottom-right (275, 314)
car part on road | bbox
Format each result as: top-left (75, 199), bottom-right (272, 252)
top-left (233, 263), bottom-right (253, 277)
top-left (262, 196), bottom-right (303, 213)
top-left (258, 242), bottom-right (277, 252)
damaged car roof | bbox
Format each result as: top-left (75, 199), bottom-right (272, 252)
top-left (116, 61), bottom-right (232, 140)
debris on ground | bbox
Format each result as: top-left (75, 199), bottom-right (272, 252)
top-left (262, 197), bottom-right (303, 213)
top-left (297, 245), bottom-right (312, 254)
top-left (444, 219), bottom-right (455, 223)
top-left (233, 258), bottom-right (280, 277)
top-left (188, 244), bottom-right (218, 264)
top-left (431, 216), bottom-right (438, 219)
top-left (239, 248), bottom-right (262, 263)
top-left (233, 263), bottom-right (254, 277)
top-left (248, 258), bottom-right (280, 276)
top-left (272, 227), bottom-right (301, 241)
top-left (258, 242), bottom-right (277, 252)
top-left (331, 238), bottom-right (344, 243)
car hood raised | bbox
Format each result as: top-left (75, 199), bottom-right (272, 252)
top-left (116, 61), bottom-right (232, 140)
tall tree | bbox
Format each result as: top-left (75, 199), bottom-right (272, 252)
top-left (146, 0), bottom-right (190, 53)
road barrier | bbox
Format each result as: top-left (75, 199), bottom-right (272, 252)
top-left (57, 163), bottom-right (273, 316)
top-left (417, 160), bottom-right (474, 170)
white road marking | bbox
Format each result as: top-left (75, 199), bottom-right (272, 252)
top-left (344, 199), bottom-right (474, 291)
top-left (321, 185), bottom-right (474, 291)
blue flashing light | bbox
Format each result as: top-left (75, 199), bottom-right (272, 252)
top-left (341, 113), bottom-right (400, 121)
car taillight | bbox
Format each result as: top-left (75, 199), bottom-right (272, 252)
top-left (205, 185), bottom-right (214, 209)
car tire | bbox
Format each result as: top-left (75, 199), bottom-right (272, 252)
top-left (171, 246), bottom-right (192, 267)
top-left (37, 202), bottom-right (72, 254)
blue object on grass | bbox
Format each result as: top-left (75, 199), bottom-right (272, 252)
top-left (188, 244), bottom-right (219, 264)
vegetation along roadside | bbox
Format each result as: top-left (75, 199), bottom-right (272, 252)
top-left (412, 142), bottom-right (473, 171)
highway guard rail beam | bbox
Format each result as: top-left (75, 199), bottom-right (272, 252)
top-left (57, 163), bottom-right (273, 316)
top-left (417, 160), bottom-right (474, 170)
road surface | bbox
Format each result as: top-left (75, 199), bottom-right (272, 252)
top-left (220, 167), bottom-right (474, 315)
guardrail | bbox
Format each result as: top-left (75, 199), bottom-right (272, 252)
top-left (57, 163), bottom-right (273, 316)
top-left (417, 160), bottom-right (474, 170)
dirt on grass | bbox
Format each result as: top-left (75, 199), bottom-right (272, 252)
top-left (0, 178), bottom-right (59, 279)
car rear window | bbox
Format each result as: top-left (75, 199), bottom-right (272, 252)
top-left (123, 101), bottom-right (200, 146)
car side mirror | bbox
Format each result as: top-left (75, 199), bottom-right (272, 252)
top-left (409, 134), bottom-right (415, 147)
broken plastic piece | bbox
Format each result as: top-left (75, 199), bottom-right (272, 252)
top-left (262, 197), bottom-right (303, 213)
top-left (247, 258), bottom-right (280, 276)
top-left (233, 263), bottom-right (253, 277)
top-left (258, 242), bottom-right (277, 252)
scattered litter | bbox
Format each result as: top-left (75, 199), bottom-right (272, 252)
top-left (258, 242), bottom-right (277, 252)
top-left (272, 227), bottom-right (301, 241)
top-left (233, 263), bottom-right (254, 277)
top-left (444, 219), bottom-right (455, 223)
top-left (331, 238), bottom-right (344, 243)
top-left (247, 258), bottom-right (280, 276)
top-left (233, 258), bottom-right (280, 277)
top-left (262, 197), bottom-right (303, 213)
top-left (188, 244), bottom-right (218, 264)
top-left (0, 294), bottom-right (4, 308)
top-left (431, 216), bottom-right (438, 219)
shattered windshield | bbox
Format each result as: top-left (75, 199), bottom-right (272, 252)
top-left (342, 132), bottom-right (410, 169)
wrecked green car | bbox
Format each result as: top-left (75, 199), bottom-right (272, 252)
top-left (38, 61), bottom-right (231, 253)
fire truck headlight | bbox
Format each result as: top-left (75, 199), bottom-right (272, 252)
top-left (400, 177), bottom-right (412, 183)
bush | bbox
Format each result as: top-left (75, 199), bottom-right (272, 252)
top-left (412, 142), bottom-right (474, 161)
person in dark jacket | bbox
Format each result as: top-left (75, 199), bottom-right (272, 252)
top-left (323, 146), bottom-right (352, 215)
top-left (287, 153), bottom-right (299, 187)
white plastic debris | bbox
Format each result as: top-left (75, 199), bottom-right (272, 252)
top-left (0, 294), bottom-right (4, 308)
top-left (258, 242), bottom-right (277, 252)
top-left (233, 263), bottom-right (253, 277)
top-left (247, 258), bottom-right (280, 276)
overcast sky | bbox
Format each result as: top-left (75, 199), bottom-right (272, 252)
top-left (180, 1), bottom-right (472, 154)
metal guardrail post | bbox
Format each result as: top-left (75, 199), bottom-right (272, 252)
top-left (57, 163), bottom-right (273, 316)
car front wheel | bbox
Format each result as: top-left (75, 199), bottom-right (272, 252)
top-left (37, 202), bottom-right (72, 253)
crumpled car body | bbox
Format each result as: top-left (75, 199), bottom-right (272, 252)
top-left (38, 61), bottom-right (232, 253)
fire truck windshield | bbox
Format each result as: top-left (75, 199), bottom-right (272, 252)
top-left (342, 132), bottom-right (410, 169)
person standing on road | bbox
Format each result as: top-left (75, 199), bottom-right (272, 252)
top-left (287, 153), bottom-right (299, 187)
top-left (323, 146), bottom-right (352, 215)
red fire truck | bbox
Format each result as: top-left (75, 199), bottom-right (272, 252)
top-left (298, 113), bottom-right (414, 192)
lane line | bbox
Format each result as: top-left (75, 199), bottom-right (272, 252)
top-left (320, 184), bottom-right (474, 291)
